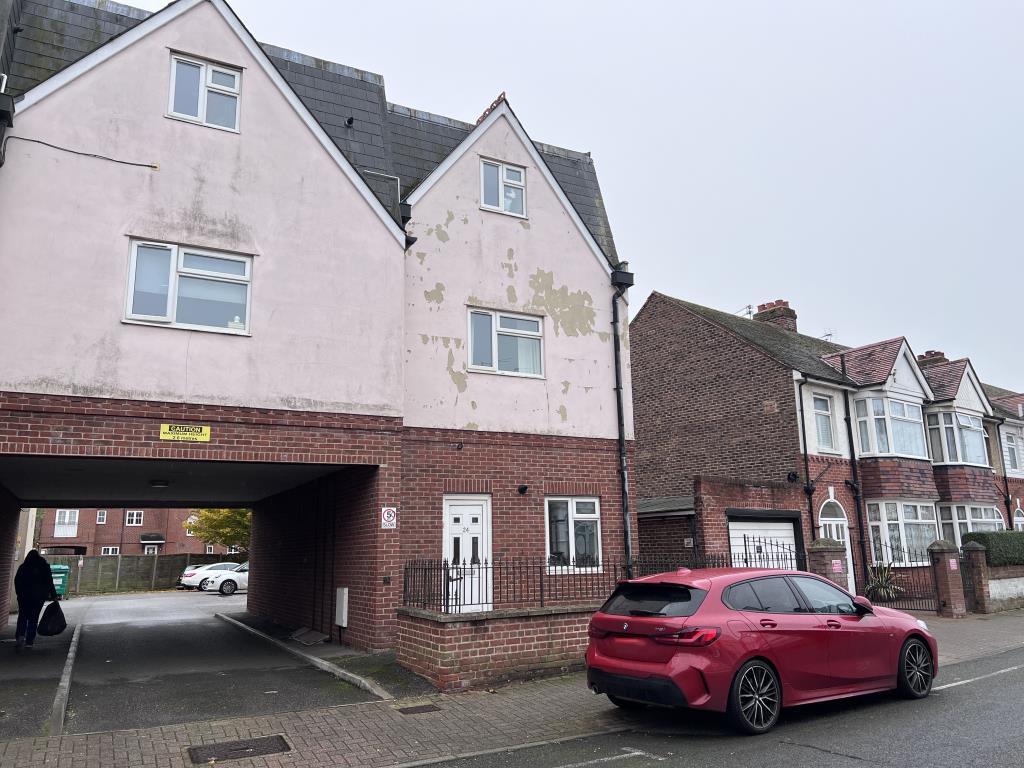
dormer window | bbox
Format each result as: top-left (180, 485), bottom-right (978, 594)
top-left (926, 411), bottom-right (988, 466)
top-left (854, 397), bottom-right (926, 458)
top-left (480, 160), bottom-right (526, 216)
top-left (169, 54), bottom-right (241, 131)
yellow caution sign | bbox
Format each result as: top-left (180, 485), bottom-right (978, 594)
top-left (159, 423), bottom-right (211, 442)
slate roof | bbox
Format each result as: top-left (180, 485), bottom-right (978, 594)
top-left (2, 0), bottom-right (619, 263)
top-left (651, 293), bottom-right (855, 385)
top-left (637, 496), bottom-right (695, 515)
top-left (920, 359), bottom-right (969, 402)
top-left (821, 337), bottom-right (906, 387)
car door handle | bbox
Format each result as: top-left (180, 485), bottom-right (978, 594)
top-left (759, 619), bottom-right (778, 628)
top-left (826, 620), bottom-right (842, 629)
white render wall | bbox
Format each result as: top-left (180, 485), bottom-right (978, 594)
top-left (0, 2), bottom-right (405, 415)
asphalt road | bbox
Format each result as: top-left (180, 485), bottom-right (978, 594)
top-left (444, 646), bottom-right (1024, 768)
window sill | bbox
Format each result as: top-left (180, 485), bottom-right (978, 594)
top-left (164, 112), bottom-right (240, 134)
top-left (931, 462), bottom-right (992, 470)
top-left (545, 566), bottom-right (603, 575)
top-left (816, 449), bottom-right (845, 457)
top-left (122, 319), bottom-right (251, 337)
top-left (479, 204), bottom-right (528, 220)
top-left (468, 366), bottom-right (544, 381)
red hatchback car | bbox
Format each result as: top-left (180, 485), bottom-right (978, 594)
top-left (586, 568), bottom-right (937, 734)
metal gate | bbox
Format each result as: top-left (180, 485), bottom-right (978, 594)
top-left (862, 543), bottom-right (938, 612)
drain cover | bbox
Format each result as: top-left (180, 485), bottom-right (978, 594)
top-left (188, 735), bottom-right (290, 764)
top-left (397, 704), bottom-right (441, 714)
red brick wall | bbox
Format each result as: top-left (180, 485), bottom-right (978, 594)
top-left (0, 484), bottom-right (20, 619)
top-left (637, 516), bottom-right (695, 561)
top-left (396, 607), bottom-right (594, 691)
top-left (694, 475), bottom-right (809, 557)
top-left (630, 294), bottom-right (803, 500)
top-left (933, 466), bottom-right (1002, 505)
top-left (859, 458), bottom-right (939, 500)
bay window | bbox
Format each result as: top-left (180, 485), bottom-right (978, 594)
top-left (812, 394), bottom-right (835, 451)
top-left (867, 501), bottom-right (938, 565)
top-left (468, 308), bottom-right (543, 376)
top-left (939, 505), bottom-right (1005, 546)
top-left (926, 410), bottom-right (989, 466)
top-left (546, 497), bottom-right (601, 568)
top-left (854, 397), bottom-right (926, 458)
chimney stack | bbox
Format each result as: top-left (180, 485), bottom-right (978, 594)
top-left (753, 300), bottom-right (798, 333)
top-left (917, 350), bottom-right (949, 368)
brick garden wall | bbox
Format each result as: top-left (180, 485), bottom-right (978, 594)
top-left (396, 606), bottom-right (595, 691)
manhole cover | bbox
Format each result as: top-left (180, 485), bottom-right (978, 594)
top-left (188, 735), bottom-right (290, 764)
top-left (397, 704), bottom-right (442, 715)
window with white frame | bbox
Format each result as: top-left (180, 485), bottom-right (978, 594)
top-left (168, 54), bottom-right (241, 130)
top-left (939, 505), bottom-right (1005, 546)
top-left (480, 159), bottom-right (526, 216)
top-left (546, 497), bottom-right (601, 568)
top-left (126, 240), bottom-right (252, 334)
top-left (54, 509), bottom-right (79, 538)
top-left (126, 510), bottom-right (144, 526)
top-left (205, 544), bottom-right (215, 554)
top-left (101, 546), bottom-right (120, 556)
top-left (1015, 508), bottom-right (1024, 532)
top-left (144, 544), bottom-right (159, 555)
top-left (186, 514), bottom-right (197, 537)
top-left (867, 501), bottom-right (938, 565)
top-left (1006, 433), bottom-right (1020, 471)
top-left (854, 398), bottom-right (926, 458)
top-left (812, 395), bottom-right (835, 452)
top-left (96, 510), bottom-right (107, 525)
top-left (926, 411), bottom-right (989, 466)
top-left (226, 545), bottom-right (241, 554)
top-left (468, 308), bottom-right (543, 376)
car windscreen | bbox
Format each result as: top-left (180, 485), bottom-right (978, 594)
top-left (599, 583), bottom-right (707, 617)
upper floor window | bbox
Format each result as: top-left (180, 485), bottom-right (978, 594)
top-left (126, 240), bottom-right (251, 335)
top-left (854, 397), bottom-right (926, 458)
top-left (101, 546), bottom-right (120, 556)
top-left (169, 54), bottom-right (240, 131)
top-left (939, 504), bottom-right (1004, 546)
top-left (96, 510), bottom-right (107, 525)
top-left (126, 510), bottom-right (144, 526)
top-left (868, 501), bottom-right (937, 565)
top-left (1007, 433), bottom-right (1020, 471)
top-left (480, 160), bottom-right (526, 217)
top-left (926, 411), bottom-right (988, 466)
top-left (468, 309), bottom-right (543, 377)
top-left (546, 497), bottom-right (601, 569)
top-left (54, 509), bottom-right (79, 538)
top-left (812, 394), bottom-right (835, 451)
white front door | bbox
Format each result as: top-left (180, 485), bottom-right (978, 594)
top-left (443, 496), bottom-right (492, 612)
top-left (820, 501), bottom-right (856, 593)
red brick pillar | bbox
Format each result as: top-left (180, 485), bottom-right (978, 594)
top-left (962, 541), bottom-right (989, 614)
top-left (807, 538), bottom-right (848, 589)
top-left (928, 540), bottom-right (966, 618)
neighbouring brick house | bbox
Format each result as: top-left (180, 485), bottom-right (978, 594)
top-left (632, 292), bottom-right (1019, 594)
top-left (0, 0), bottom-right (634, 688)
top-left (35, 507), bottom-right (238, 556)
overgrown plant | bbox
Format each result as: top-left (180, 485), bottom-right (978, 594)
top-left (864, 564), bottom-right (904, 602)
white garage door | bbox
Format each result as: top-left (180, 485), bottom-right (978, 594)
top-left (728, 520), bottom-right (798, 569)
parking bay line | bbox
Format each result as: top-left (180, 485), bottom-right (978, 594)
top-left (933, 663), bottom-right (1024, 691)
top-left (553, 747), bottom-right (668, 767)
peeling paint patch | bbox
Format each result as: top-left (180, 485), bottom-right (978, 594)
top-left (424, 283), bottom-right (446, 304)
top-left (506, 285), bottom-right (517, 303)
top-left (426, 227), bottom-right (434, 237)
top-left (435, 228), bottom-right (450, 243)
top-left (415, 251), bottom-right (427, 265)
top-left (419, 334), bottom-right (430, 345)
top-left (561, 380), bottom-right (571, 395)
top-left (557, 405), bottom-right (568, 422)
top-left (584, 386), bottom-right (594, 394)
top-left (519, 220), bottom-right (531, 230)
top-left (471, 400), bottom-right (478, 410)
top-left (442, 337), bottom-right (452, 348)
top-left (527, 269), bottom-right (596, 337)
top-left (598, 331), bottom-right (611, 343)
top-left (500, 247), bottom-right (518, 279)
top-left (461, 215), bottom-right (469, 224)
top-left (454, 338), bottom-right (464, 349)
top-left (445, 210), bottom-right (455, 226)
top-left (463, 422), bottom-right (479, 430)
top-left (447, 349), bottom-right (468, 393)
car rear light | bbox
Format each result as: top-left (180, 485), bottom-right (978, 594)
top-left (588, 623), bottom-right (609, 639)
top-left (183, 572), bottom-right (196, 577)
top-left (652, 627), bottom-right (720, 647)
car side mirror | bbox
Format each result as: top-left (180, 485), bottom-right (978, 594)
top-left (853, 595), bottom-right (873, 615)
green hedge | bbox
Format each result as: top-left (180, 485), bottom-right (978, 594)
top-left (962, 531), bottom-right (1024, 567)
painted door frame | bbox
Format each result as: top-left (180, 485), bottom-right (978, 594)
top-left (442, 495), bottom-right (493, 612)
top-left (819, 500), bottom-right (855, 593)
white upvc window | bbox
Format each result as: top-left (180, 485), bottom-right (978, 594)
top-left (168, 54), bottom-right (241, 131)
top-left (867, 501), bottom-right (938, 566)
top-left (1006, 433), bottom-right (1019, 472)
top-left (468, 308), bottom-right (544, 377)
top-left (101, 546), bottom-right (120, 556)
top-left (54, 509), bottom-right (79, 538)
top-left (939, 504), bottom-right (1005, 546)
top-left (226, 545), bottom-right (241, 554)
top-left (186, 514), bottom-right (197, 537)
top-left (125, 240), bottom-right (252, 335)
top-left (96, 510), bottom-right (107, 525)
top-left (926, 410), bottom-right (989, 466)
top-left (812, 394), bottom-right (836, 452)
top-left (126, 510), bottom-right (144, 526)
top-left (480, 159), bottom-right (526, 216)
top-left (546, 497), bottom-right (601, 569)
top-left (854, 397), bottom-right (927, 458)
top-left (144, 544), bottom-right (160, 555)
top-left (205, 544), bottom-right (215, 554)
top-left (1015, 508), bottom-right (1024, 532)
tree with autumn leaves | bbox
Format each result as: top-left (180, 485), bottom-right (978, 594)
top-left (184, 508), bottom-right (252, 553)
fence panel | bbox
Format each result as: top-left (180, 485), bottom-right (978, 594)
top-left (45, 554), bottom-right (229, 596)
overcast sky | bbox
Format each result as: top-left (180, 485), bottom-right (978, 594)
top-left (137, 0), bottom-right (1023, 387)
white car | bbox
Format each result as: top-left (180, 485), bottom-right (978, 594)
top-left (203, 562), bottom-right (249, 595)
top-left (179, 562), bottom-right (240, 591)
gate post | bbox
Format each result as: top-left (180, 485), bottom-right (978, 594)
top-left (807, 539), bottom-right (848, 588)
top-left (962, 542), bottom-right (989, 614)
top-left (928, 540), bottom-right (966, 618)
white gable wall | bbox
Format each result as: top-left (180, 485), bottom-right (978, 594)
top-left (889, 350), bottom-right (928, 398)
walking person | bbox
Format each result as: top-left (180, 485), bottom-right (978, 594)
top-left (14, 550), bottom-right (59, 650)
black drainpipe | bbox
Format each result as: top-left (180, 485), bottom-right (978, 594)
top-left (840, 355), bottom-right (870, 588)
top-left (797, 378), bottom-right (817, 538)
top-left (610, 267), bottom-right (634, 577)
top-left (995, 416), bottom-right (1013, 526)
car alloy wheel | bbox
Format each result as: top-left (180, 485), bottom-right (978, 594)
top-left (198, 578), bottom-right (209, 591)
top-left (220, 580), bottom-right (237, 595)
top-left (729, 660), bottom-right (781, 734)
top-left (898, 638), bottom-right (933, 699)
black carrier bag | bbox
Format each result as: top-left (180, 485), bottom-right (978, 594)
top-left (37, 601), bottom-right (67, 636)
